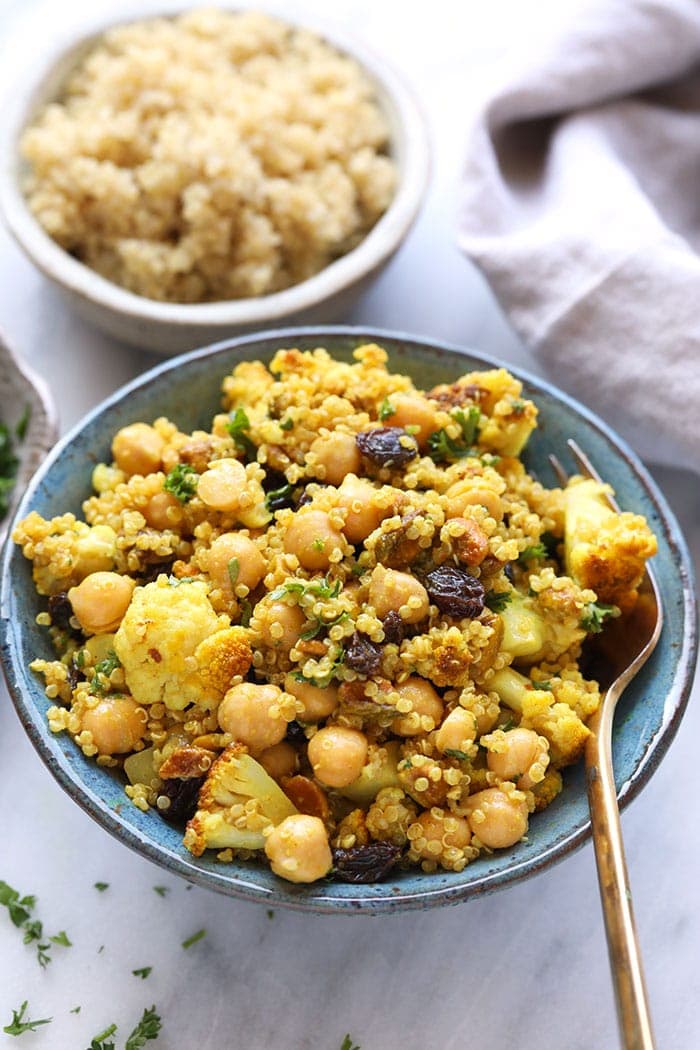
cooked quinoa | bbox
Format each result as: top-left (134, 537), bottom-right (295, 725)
top-left (20, 9), bottom-right (397, 303)
top-left (13, 344), bottom-right (658, 884)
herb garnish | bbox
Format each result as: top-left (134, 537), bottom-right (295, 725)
top-left (340, 1036), bottom-right (361, 1050)
top-left (125, 1006), bottom-right (162, 1049)
top-left (279, 417), bottom-right (294, 431)
top-left (269, 576), bottom-right (342, 602)
top-left (152, 886), bottom-right (169, 898)
top-left (132, 967), bottom-right (153, 979)
top-left (50, 930), bottom-right (72, 946)
top-left (428, 407), bottom-right (481, 462)
top-left (485, 590), bottom-right (513, 613)
top-left (227, 557), bottom-right (239, 589)
top-left (581, 601), bottom-right (619, 633)
top-left (94, 882), bottom-right (109, 892)
top-left (226, 407), bottom-right (256, 459)
top-left (87, 1022), bottom-right (117, 1049)
top-left (444, 749), bottom-right (470, 762)
top-left (265, 481), bottom-right (294, 512)
top-left (163, 463), bottom-right (198, 503)
top-left (91, 650), bottom-right (121, 693)
top-left (239, 598), bottom-right (253, 627)
top-left (517, 542), bottom-right (547, 564)
top-left (0, 880), bottom-right (70, 968)
top-left (182, 929), bottom-right (206, 949)
top-left (378, 397), bottom-right (395, 422)
top-left (3, 1001), bottom-right (52, 1037)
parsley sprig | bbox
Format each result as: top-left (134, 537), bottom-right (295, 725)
top-left (226, 408), bottom-right (256, 460)
top-left (581, 601), bottom-right (620, 633)
top-left (163, 463), bottom-right (198, 503)
top-left (88, 1006), bottom-right (162, 1050)
top-left (3, 1001), bottom-right (52, 1037)
top-left (0, 880), bottom-right (71, 968)
top-left (517, 542), bottom-right (547, 564)
top-left (428, 406), bottom-right (481, 462)
top-left (485, 589), bottom-right (513, 613)
top-left (378, 397), bottom-right (395, 422)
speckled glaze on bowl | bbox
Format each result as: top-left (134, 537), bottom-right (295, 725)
top-left (0, 328), bottom-right (696, 913)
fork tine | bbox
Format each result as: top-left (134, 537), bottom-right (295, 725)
top-left (567, 439), bottom-right (622, 512)
top-left (548, 452), bottom-right (569, 488)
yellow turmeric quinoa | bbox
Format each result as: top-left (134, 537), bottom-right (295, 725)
top-left (13, 345), bottom-right (657, 885)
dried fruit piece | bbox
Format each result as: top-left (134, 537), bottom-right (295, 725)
top-left (344, 632), bottom-right (382, 676)
top-left (424, 565), bottom-right (485, 618)
top-left (331, 841), bottom-right (402, 883)
top-left (356, 427), bottom-right (418, 469)
top-left (381, 611), bottom-right (404, 645)
top-left (155, 776), bottom-right (205, 824)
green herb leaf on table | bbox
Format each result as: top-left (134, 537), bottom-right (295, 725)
top-left (94, 882), bottom-right (109, 892)
top-left (133, 967), bottom-right (153, 979)
top-left (50, 930), bottom-right (72, 946)
top-left (152, 886), bottom-right (169, 897)
top-left (182, 929), bottom-right (206, 949)
top-left (163, 463), bottom-right (199, 503)
top-left (124, 1006), bottom-right (162, 1050)
top-left (3, 1001), bottom-right (52, 1037)
top-left (340, 1036), bottom-right (361, 1050)
top-left (87, 1022), bottom-right (118, 1049)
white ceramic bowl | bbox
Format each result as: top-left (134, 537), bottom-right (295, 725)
top-left (0, 7), bottom-right (429, 355)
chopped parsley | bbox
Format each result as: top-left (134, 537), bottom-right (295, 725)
top-left (378, 397), bottom-right (395, 422)
top-left (340, 1036), bottom-right (361, 1050)
top-left (227, 557), bottom-right (240, 589)
top-left (265, 481), bottom-right (294, 512)
top-left (517, 542), bottom-right (547, 564)
top-left (91, 650), bottom-right (121, 693)
top-left (50, 930), bottom-right (72, 947)
top-left (125, 1006), bottom-right (162, 1049)
top-left (88, 1022), bottom-right (118, 1049)
top-left (266, 909), bottom-right (274, 920)
top-left (269, 576), bottom-right (341, 602)
top-left (3, 1001), bottom-right (52, 1037)
top-left (226, 407), bottom-right (256, 459)
top-left (239, 598), bottom-right (253, 627)
top-left (311, 537), bottom-right (325, 552)
top-left (279, 417), bottom-right (294, 431)
top-left (70, 1006), bottom-right (82, 1014)
top-left (485, 589), bottom-right (513, 613)
top-left (152, 886), bottom-right (169, 898)
top-left (0, 880), bottom-right (69, 968)
top-left (132, 967), bottom-right (153, 980)
top-left (444, 749), bottom-right (470, 762)
top-left (182, 929), bottom-right (206, 949)
top-left (581, 601), bottom-right (620, 633)
top-left (94, 882), bottom-right (109, 892)
top-left (0, 420), bottom-right (19, 519)
top-left (531, 679), bottom-right (554, 692)
top-left (163, 463), bottom-right (199, 502)
top-left (428, 406), bottom-right (481, 462)
top-left (511, 398), bottom-right (526, 416)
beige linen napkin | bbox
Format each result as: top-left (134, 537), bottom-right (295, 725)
top-left (458, 0), bottom-right (700, 470)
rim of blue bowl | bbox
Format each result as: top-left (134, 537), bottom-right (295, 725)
top-left (0, 325), bottom-right (696, 914)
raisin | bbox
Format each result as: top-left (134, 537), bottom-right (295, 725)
top-left (285, 719), bottom-right (307, 745)
top-left (356, 427), bottom-right (418, 468)
top-left (424, 565), bottom-right (485, 618)
top-left (47, 592), bottom-right (75, 631)
top-left (382, 611), bottom-right (404, 645)
top-left (332, 842), bottom-right (402, 883)
top-left (155, 776), bottom-right (204, 825)
top-left (296, 487), bottom-right (316, 508)
top-left (67, 660), bottom-right (83, 691)
top-left (344, 632), bottom-right (382, 676)
top-left (139, 558), bottom-right (175, 585)
top-left (504, 562), bottom-right (515, 583)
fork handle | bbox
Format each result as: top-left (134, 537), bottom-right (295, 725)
top-left (586, 720), bottom-right (656, 1050)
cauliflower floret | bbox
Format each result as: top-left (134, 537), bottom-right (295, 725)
top-left (564, 478), bottom-right (657, 611)
top-left (499, 569), bottom-right (600, 665)
top-left (184, 744), bottom-right (297, 855)
top-left (114, 576), bottom-right (251, 710)
top-left (489, 667), bottom-right (591, 767)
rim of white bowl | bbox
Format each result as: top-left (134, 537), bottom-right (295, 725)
top-left (0, 3), bottom-right (430, 326)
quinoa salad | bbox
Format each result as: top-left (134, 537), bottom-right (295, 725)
top-left (12, 345), bottom-right (658, 885)
top-left (19, 9), bottom-right (396, 304)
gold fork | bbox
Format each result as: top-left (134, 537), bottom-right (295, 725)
top-left (549, 438), bottom-right (663, 1050)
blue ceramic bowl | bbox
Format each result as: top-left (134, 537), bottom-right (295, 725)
top-left (1, 327), bottom-right (696, 913)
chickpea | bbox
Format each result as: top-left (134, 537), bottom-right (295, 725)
top-left (205, 533), bottom-right (266, 595)
top-left (217, 682), bottom-right (289, 754)
top-left (68, 571), bottom-right (135, 635)
top-left (264, 814), bottom-right (332, 884)
top-left (336, 476), bottom-right (388, 544)
top-left (309, 431), bottom-right (361, 485)
top-left (259, 602), bottom-right (305, 650)
top-left (112, 423), bottom-right (164, 477)
top-left (81, 696), bottom-right (146, 755)
top-left (446, 483), bottom-right (504, 522)
top-left (143, 492), bottom-right (183, 531)
top-left (307, 726), bottom-right (368, 788)
top-left (435, 707), bottom-right (477, 755)
top-left (197, 458), bottom-right (247, 512)
top-left (369, 565), bottom-right (429, 624)
top-left (284, 673), bottom-right (338, 722)
top-left (384, 393), bottom-right (437, 448)
top-left (258, 741), bottom-right (298, 780)
top-left (283, 510), bottom-right (344, 570)
top-left (465, 788), bottom-right (529, 849)
top-left (392, 677), bottom-right (444, 736)
top-left (487, 728), bottom-right (548, 790)
top-left (412, 809), bottom-right (471, 861)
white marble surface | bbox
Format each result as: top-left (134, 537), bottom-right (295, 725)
top-left (0, 2), bottom-right (698, 1048)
